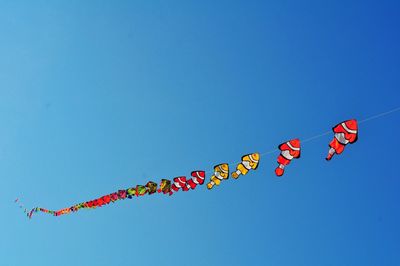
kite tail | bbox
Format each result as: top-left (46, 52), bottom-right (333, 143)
top-left (20, 173), bottom-right (205, 219)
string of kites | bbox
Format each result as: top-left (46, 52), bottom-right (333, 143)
top-left (21, 119), bottom-right (358, 219)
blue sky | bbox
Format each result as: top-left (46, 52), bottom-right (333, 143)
top-left (1, 1), bottom-right (399, 265)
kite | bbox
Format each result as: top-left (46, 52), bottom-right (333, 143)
top-left (326, 119), bottom-right (358, 161)
top-left (146, 181), bottom-right (158, 194)
top-left (207, 163), bottom-right (229, 189)
top-left (170, 176), bottom-right (188, 193)
top-left (135, 185), bottom-right (148, 196)
top-left (232, 153), bottom-right (260, 179)
top-left (186, 171), bottom-right (206, 190)
top-left (127, 188), bottom-right (136, 198)
top-left (26, 107), bottom-right (400, 219)
top-left (17, 104), bottom-right (400, 220)
top-left (158, 179), bottom-right (172, 194)
top-left (275, 139), bottom-right (301, 176)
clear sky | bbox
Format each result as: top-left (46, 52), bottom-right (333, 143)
top-left (1, 1), bottom-right (399, 265)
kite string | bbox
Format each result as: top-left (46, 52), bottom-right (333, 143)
top-left (358, 106), bottom-right (400, 123)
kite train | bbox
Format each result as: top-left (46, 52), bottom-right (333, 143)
top-left (20, 119), bottom-right (359, 219)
